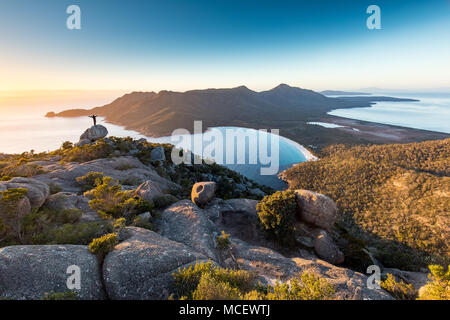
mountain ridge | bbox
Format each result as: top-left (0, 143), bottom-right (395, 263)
top-left (48, 84), bottom-right (448, 148)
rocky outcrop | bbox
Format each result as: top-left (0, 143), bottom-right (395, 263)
top-left (191, 181), bottom-right (216, 207)
top-left (79, 125), bottom-right (108, 142)
top-left (160, 200), bottom-right (217, 259)
top-left (0, 177), bottom-right (50, 209)
top-left (0, 245), bottom-right (105, 300)
top-left (230, 238), bottom-right (391, 300)
top-left (103, 227), bottom-right (207, 300)
top-left (150, 146), bottom-right (166, 162)
top-left (43, 192), bottom-right (101, 221)
top-left (134, 180), bottom-right (165, 203)
top-left (31, 156), bottom-right (180, 193)
top-left (295, 189), bottom-right (337, 230)
top-left (313, 231), bottom-right (345, 265)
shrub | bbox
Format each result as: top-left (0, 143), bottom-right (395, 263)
top-left (76, 171), bottom-right (104, 192)
top-left (42, 290), bottom-right (78, 300)
top-left (2, 163), bottom-right (45, 177)
top-left (172, 261), bottom-right (335, 300)
top-left (380, 274), bottom-right (417, 300)
top-left (172, 261), bottom-right (256, 299)
top-left (256, 190), bottom-right (297, 247)
top-left (61, 141), bottom-right (73, 150)
top-left (29, 221), bottom-right (111, 245)
top-left (192, 273), bottom-right (242, 300)
top-left (84, 177), bottom-right (153, 219)
top-left (153, 195), bottom-right (178, 209)
top-left (216, 230), bottom-right (231, 250)
top-left (266, 273), bottom-right (335, 300)
top-left (48, 182), bottom-right (62, 195)
top-left (59, 140), bottom-right (113, 163)
top-left (120, 176), bottom-right (142, 186)
top-left (418, 265), bottom-right (450, 300)
top-left (0, 188), bottom-right (29, 243)
top-left (132, 216), bottom-right (152, 230)
top-left (89, 233), bottom-right (118, 257)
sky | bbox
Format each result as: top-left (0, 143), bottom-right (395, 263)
top-left (0, 0), bottom-right (449, 93)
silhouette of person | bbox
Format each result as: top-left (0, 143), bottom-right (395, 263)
top-left (89, 115), bottom-right (98, 126)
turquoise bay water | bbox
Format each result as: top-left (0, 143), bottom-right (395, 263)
top-left (328, 93), bottom-right (450, 134)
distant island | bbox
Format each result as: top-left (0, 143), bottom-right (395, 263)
top-left (47, 84), bottom-right (447, 150)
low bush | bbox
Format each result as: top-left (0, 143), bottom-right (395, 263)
top-left (0, 188), bottom-right (29, 243)
top-left (172, 261), bottom-right (335, 300)
top-left (172, 261), bottom-right (255, 299)
top-left (84, 176), bottom-right (153, 219)
top-left (58, 139), bottom-right (113, 163)
top-left (192, 273), bottom-right (242, 300)
top-left (265, 273), bottom-right (335, 300)
top-left (380, 273), bottom-right (417, 300)
top-left (418, 265), bottom-right (450, 300)
top-left (256, 190), bottom-right (297, 247)
top-left (153, 195), bottom-right (178, 209)
top-left (89, 233), bottom-right (118, 257)
top-left (42, 290), bottom-right (78, 300)
top-left (76, 171), bottom-right (104, 192)
top-left (216, 230), bottom-right (231, 250)
top-left (48, 182), bottom-right (62, 195)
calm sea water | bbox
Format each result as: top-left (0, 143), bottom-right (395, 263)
top-left (328, 93), bottom-right (450, 134)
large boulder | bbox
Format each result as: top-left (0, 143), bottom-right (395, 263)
top-left (150, 146), bottom-right (166, 162)
top-left (313, 231), bottom-right (345, 265)
top-left (294, 190), bottom-right (337, 230)
top-left (79, 125), bottom-right (108, 142)
top-left (204, 198), bottom-right (267, 246)
top-left (1, 177), bottom-right (50, 209)
top-left (134, 180), bottom-right (164, 203)
top-left (160, 200), bottom-right (217, 259)
top-left (32, 156), bottom-right (181, 194)
top-left (103, 227), bottom-right (207, 300)
top-left (191, 181), bottom-right (216, 207)
top-left (0, 245), bottom-right (105, 300)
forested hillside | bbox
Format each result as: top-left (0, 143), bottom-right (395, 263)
top-left (281, 138), bottom-right (449, 270)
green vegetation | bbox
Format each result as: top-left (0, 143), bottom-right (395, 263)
top-left (41, 290), bottom-right (79, 300)
top-left (57, 139), bottom-right (114, 163)
top-left (89, 233), bottom-right (118, 257)
top-left (153, 195), bottom-right (177, 209)
top-left (418, 265), bottom-right (450, 300)
top-left (76, 171), bottom-right (104, 192)
top-left (380, 274), bottom-right (417, 300)
top-left (172, 261), bottom-right (335, 300)
top-left (264, 273), bottom-right (335, 300)
top-left (0, 188), bottom-right (29, 243)
top-left (48, 182), bottom-right (62, 195)
top-left (216, 230), bottom-right (231, 250)
top-left (1, 200), bottom-right (112, 248)
top-left (84, 176), bottom-right (153, 219)
top-left (282, 138), bottom-right (450, 270)
top-left (256, 190), bottom-right (297, 247)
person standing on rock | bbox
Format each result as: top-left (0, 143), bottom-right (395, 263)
top-left (89, 115), bottom-right (98, 126)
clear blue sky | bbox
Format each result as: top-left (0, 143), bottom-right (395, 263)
top-left (0, 0), bottom-right (449, 91)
